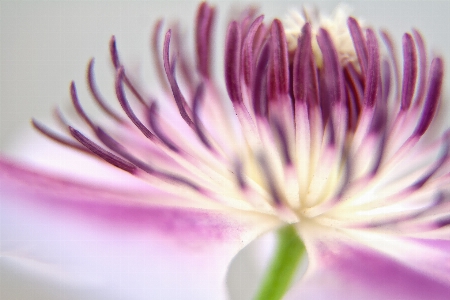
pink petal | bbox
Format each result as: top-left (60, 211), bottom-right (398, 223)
top-left (286, 225), bottom-right (450, 300)
top-left (0, 159), bottom-right (280, 299)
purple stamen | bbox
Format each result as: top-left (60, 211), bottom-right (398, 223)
top-left (411, 141), bottom-right (449, 190)
top-left (163, 30), bottom-right (195, 127)
top-left (96, 127), bottom-right (200, 191)
top-left (115, 68), bottom-right (156, 140)
top-left (109, 36), bottom-right (148, 107)
top-left (32, 119), bottom-right (91, 155)
top-left (224, 21), bottom-right (243, 104)
top-left (151, 19), bottom-right (170, 91)
top-left (272, 118), bottom-right (292, 165)
top-left (317, 28), bottom-right (345, 106)
top-left (400, 33), bottom-right (418, 110)
top-left (414, 57), bottom-right (444, 136)
top-left (87, 58), bottom-right (126, 124)
top-left (348, 17), bottom-right (369, 78)
top-left (70, 82), bottom-right (96, 131)
top-left (381, 59), bottom-right (392, 103)
top-left (192, 84), bottom-right (213, 150)
top-left (195, 2), bottom-right (215, 78)
top-left (380, 30), bottom-right (401, 102)
top-left (257, 154), bottom-right (283, 206)
top-left (252, 42), bottom-right (270, 116)
top-left (412, 29), bottom-right (428, 106)
top-left (293, 23), bottom-right (312, 103)
top-left (267, 19), bottom-right (289, 102)
top-left (242, 15), bottom-right (264, 86)
top-left (69, 126), bottom-right (137, 173)
top-left (363, 28), bottom-right (380, 108)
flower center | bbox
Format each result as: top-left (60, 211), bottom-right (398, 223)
top-left (283, 5), bottom-right (360, 67)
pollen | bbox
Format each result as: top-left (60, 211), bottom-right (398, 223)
top-left (283, 4), bottom-right (360, 67)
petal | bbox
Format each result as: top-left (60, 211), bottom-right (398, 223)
top-left (0, 159), bottom-right (280, 299)
top-left (285, 223), bottom-right (450, 300)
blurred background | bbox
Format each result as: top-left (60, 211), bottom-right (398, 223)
top-left (1, 0), bottom-right (450, 152)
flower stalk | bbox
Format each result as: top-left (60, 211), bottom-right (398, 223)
top-left (255, 225), bottom-right (305, 300)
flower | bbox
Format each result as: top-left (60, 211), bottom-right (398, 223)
top-left (1, 2), bottom-right (450, 299)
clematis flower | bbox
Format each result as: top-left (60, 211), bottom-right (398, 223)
top-left (1, 2), bottom-right (450, 299)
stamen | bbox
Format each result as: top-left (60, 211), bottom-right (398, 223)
top-left (293, 22), bottom-right (312, 103)
top-left (258, 154), bottom-right (283, 206)
top-left (70, 82), bottom-right (96, 131)
top-left (87, 58), bottom-right (126, 124)
top-left (95, 127), bottom-right (201, 191)
top-left (414, 57), bottom-right (444, 136)
top-left (151, 19), bottom-right (170, 91)
top-left (400, 33), bottom-right (418, 110)
top-left (109, 36), bottom-right (148, 107)
top-left (69, 126), bottom-right (137, 173)
top-left (224, 21), bottom-right (243, 104)
top-left (348, 17), bottom-right (368, 77)
top-left (380, 31), bottom-right (401, 103)
top-left (192, 84), bottom-right (213, 150)
top-left (268, 19), bottom-right (289, 102)
top-left (252, 42), bottom-right (270, 116)
top-left (32, 119), bottom-right (91, 155)
top-left (242, 15), bottom-right (264, 87)
top-left (195, 2), bottom-right (215, 78)
top-left (363, 28), bottom-right (380, 108)
top-left (115, 68), bottom-right (156, 140)
top-left (412, 29), bottom-right (428, 106)
top-left (272, 118), bottom-right (292, 165)
top-left (163, 30), bottom-right (195, 127)
top-left (381, 59), bottom-right (392, 103)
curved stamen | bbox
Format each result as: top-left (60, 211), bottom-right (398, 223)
top-left (95, 127), bottom-right (201, 191)
top-left (348, 17), bottom-right (368, 78)
top-left (242, 15), bottom-right (264, 87)
top-left (252, 42), bottom-right (270, 117)
top-left (380, 30), bottom-right (401, 104)
top-left (414, 57), bottom-right (444, 136)
top-left (195, 2), bottom-right (215, 78)
top-left (268, 19), bottom-right (289, 102)
top-left (32, 119), bottom-right (91, 155)
top-left (412, 29), bottom-right (428, 107)
top-left (109, 36), bottom-right (148, 107)
top-left (293, 22), bottom-right (312, 104)
top-left (163, 30), bottom-right (195, 127)
top-left (364, 28), bottom-right (380, 108)
top-left (151, 19), bottom-right (170, 91)
top-left (69, 126), bottom-right (137, 173)
top-left (225, 21), bottom-right (243, 104)
top-left (115, 68), bottom-right (156, 140)
top-left (87, 58), bottom-right (126, 124)
top-left (192, 84), bottom-right (214, 150)
top-left (400, 33), bottom-right (418, 110)
top-left (70, 82), bottom-right (97, 131)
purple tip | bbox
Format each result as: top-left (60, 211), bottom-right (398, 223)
top-left (267, 19), bottom-right (289, 101)
top-left (400, 33), bottom-right (418, 110)
top-left (348, 17), bottom-right (368, 77)
top-left (414, 57), bottom-right (444, 136)
top-left (224, 21), bottom-right (243, 104)
top-left (69, 126), bottom-right (136, 173)
top-left (363, 28), bottom-right (380, 107)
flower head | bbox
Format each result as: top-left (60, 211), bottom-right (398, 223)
top-left (1, 2), bottom-right (450, 299)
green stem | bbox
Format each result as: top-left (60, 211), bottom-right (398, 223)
top-left (254, 225), bottom-right (305, 300)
